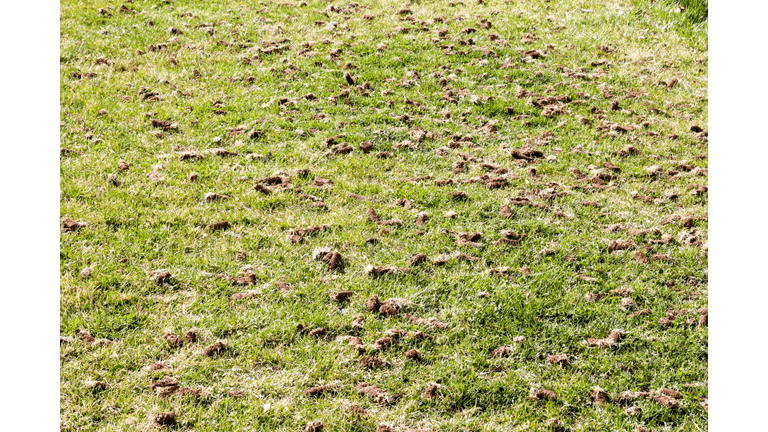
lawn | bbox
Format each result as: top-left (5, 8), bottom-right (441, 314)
top-left (60, 0), bottom-right (708, 430)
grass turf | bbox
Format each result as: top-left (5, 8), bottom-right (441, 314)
top-left (60, 0), bottom-right (708, 430)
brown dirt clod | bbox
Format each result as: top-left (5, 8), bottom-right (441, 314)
top-left (164, 331), bottom-right (182, 347)
top-left (305, 420), bottom-right (324, 432)
top-left (355, 382), bottom-right (391, 405)
top-left (308, 327), bottom-right (327, 337)
top-left (207, 221), bottom-right (230, 230)
top-left (410, 253), bottom-right (428, 266)
top-left (155, 412), bottom-right (177, 426)
top-left (490, 346), bottom-right (512, 358)
top-left (586, 329), bottom-right (624, 347)
top-left (366, 295), bottom-right (381, 312)
top-left (349, 403), bottom-right (367, 416)
top-left (360, 356), bottom-right (387, 368)
top-left (422, 383), bottom-right (439, 400)
top-left (546, 353), bottom-right (568, 365)
top-left (184, 329), bottom-right (197, 344)
top-left (698, 308), bottom-right (708, 326)
top-left (151, 270), bottom-right (172, 284)
top-left (593, 386), bottom-right (608, 404)
top-left (500, 204), bottom-right (513, 218)
top-left (203, 340), bottom-right (226, 357)
top-left (304, 385), bottom-right (332, 397)
top-left (62, 218), bottom-right (86, 232)
top-left (331, 290), bottom-right (355, 302)
top-left (404, 349), bottom-right (421, 360)
top-left (531, 388), bottom-right (558, 401)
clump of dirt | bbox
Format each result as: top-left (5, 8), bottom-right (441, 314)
top-left (376, 425), bottom-right (393, 432)
top-left (289, 225), bottom-right (330, 243)
top-left (421, 383), bottom-right (439, 400)
top-left (323, 251), bottom-right (343, 270)
top-left (203, 192), bottom-right (230, 202)
top-left (164, 331), bottom-right (182, 347)
top-left (405, 314), bottom-right (448, 329)
top-left (155, 412), bottom-right (176, 426)
top-left (207, 221), bottom-right (230, 230)
top-left (331, 291), bottom-right (355, 302)
top-left (62, 218), bottom-right (87, 232)
top-left (652, 394), bottom-right (681, 409)
top-left (546, 353), bottom-right (567, 366)
top-left (348, 403), bottom-right (367, 416)
top-left (349, 336), bottom-right (365, 351)
top-left (86, 380), bottom-right (108, 390)
top-left (410, 254), bottom-right (429, 266)
top-left (627, 309), bottom-right (651, 318)
top-left (275, 280), bottom-right (291, 295)
top-left (410, 331), bottom-right (433, 341)
top-left (698, 307), bottom-right (708, 326)
top-left (530, 388), bottom-right (557, 401)
top-left (233, 289), bottom-right (259, 301)
top-left (355, 382), bottom-right (391, 405)
top-left (203, 340), bottom-right (226, 356)
top-left (365, 266), bottom-right (408, 278)
top-left (593, 386), bottom-right (609, 404)
top-left (367, 295), bottom-right (381, 312)
top-left (231, 270), bottom-right (256, 286)
top-left (304, 385), bottom-right (333, 397)
top-left (373, 336), bottom-right (394, 350)
top-left (305, 420), bottom-right (324, 432)
top-left (586, 329), bottom-right (624, 347)
top-left (608, 240), bottom-right (634, 251)
top-left (351, 316), bottom-right (366, 329)
top-left (151, 270), bottom-right (172, 284)
top-left (490, 346), bottom-right (512, 358)
top-left (308, 327), bottom-right (327, 337)
top-left (378, 298), bottom-right (412, 316)
top-left (415, 211), bottom-right (429, 225)
top-left (145, 363), bottom-right (169, 371)
top-left (456, 232), bottom-right (483, 248)
top-left (404, 349), bottom-right (421, 360)
top-left (623, 406), bottom-right (642, 416)
top-left (151, 376), bottom-right (180, 397)
top-left (176, 387), bottom-right (203, 399)
top-left (184, 329), bottom-right (197, 344)
top-left (360, 356), bottom-right (387, 368)
top-left (499, 205), bottom-right (513, 218)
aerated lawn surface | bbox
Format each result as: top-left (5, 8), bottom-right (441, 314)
top-left (60, 0), bottom-right (707, 430)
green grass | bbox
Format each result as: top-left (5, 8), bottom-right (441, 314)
top-left (60, 0), bottom-right (707, 430)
